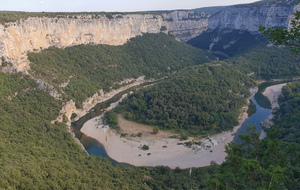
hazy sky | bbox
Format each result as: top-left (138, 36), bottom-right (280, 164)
top-left (2, 0), bottom-right (260, 12)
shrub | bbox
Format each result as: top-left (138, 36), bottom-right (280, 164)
top-left (142, 145), bottom-right (149, 150)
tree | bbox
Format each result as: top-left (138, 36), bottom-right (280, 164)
top-left (152, 126), bottom-right (159, 134)
top-left (260, 10), bottom-right (300, 53)
top-left (142, 145), bottom-right (149, 150)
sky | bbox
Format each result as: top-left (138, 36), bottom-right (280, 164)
top-left (1, 0), bottom-right (261, 12)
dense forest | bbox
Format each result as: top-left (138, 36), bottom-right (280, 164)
top-left (28, 33), bottom-right (214, 107)
top-left (187, 29), bottom-right (268, 59)
top-left (0, 69), bottom-right (220, 189)
top-left (0, 72), bottom-right (151, 189)
top-left (1, 33), bottom-right (221, 189)
top-left (109, 62), bottom-right (255, 135)
top-left (269, 81), bottom-right (300, 143)
top-left (228, 46), bottom-right (300, 80)
top-left (106, 44), bottom-right (300, 136)
top-left (1, 9), bottom-right (300, 187)
top-left (209, 82), bottom-right (300, 189)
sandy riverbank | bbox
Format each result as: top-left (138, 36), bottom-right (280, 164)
top-left (263, 83), bottom-right (287, 109)
top-left (81, 107), bottom-right (249, 168)
top-left (259, 83), bottom-right (287, 139)
top-left (81, 84), bottom-right (287, 168)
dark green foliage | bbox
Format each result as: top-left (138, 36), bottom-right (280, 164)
top-left (104, 111), bottom-right (119, 130)
top-left (210, 126), bottom-right (300, 189)
top-left (228, 45), bottom-right (300, 80)
top-left (152, 126), bottom-right (159, 134)
top-left (147, 165), bottom-right (217, 189)
top-left (247, 99), bottom-right (257, 117)
top-left (115, 62), bottom-right (255, 135)
top-left (28, 33), bottom-right (214, 107)
top-left (187, 29), bottom-right (268, 59)
top-left (0, 11), bottom-right (159, 24)
top-left (0, 72), bottom-right (155, 189)
top-left (160, 26), bottom-right (167, 31)
top-left (210, 82), bottom-right (300, 189)
top-left (142, 145), bottom-right (150, 150)
top-left (260, 6), bottom-right (300, 54)
top-left (269, 81), bottom-right (300, 144)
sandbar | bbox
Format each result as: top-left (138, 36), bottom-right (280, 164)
top-left (263, 83), bottom-right (287, 109)
top-left (81, 108), bottom-right (248, 169)
top-left (81, 84), bottom-right (287, 168)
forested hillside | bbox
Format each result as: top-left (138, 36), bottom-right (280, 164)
top-left (228, 46), bottom-right (300, 80)
top-left (269, 81), bottom-right (300, 143)
top-left (0, 33), bottom-right (222, 189)
top-left (210, 82), bottom-right (300, 189)
top-left (2, 7), bottom-right (300, 187)
top-left (0, 72), bottom-right (151, 189)
top-left (109, 62), bottom-right (255, 135)
top-left (28, 33), bottom-right (214, 107)
top-left (187, 29), bottom-right (268, 59)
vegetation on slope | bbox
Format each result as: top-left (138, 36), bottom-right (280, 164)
top-left (109, 62), bottom-right (255, 135)
top-left (0, 71), bottom-right (220, 189)
top-left (0, 72), bottom-right (153, 189)
top-left (269, 81), bottom-right (300, 143)
top-left (228, 46), bottom-right (300, 80)
top-left (0, 11), bottom-right (160, 24)
top-left (187, 29), bottom-right (268, 59)
top-left (28, 33), bottom-right (214, 107)
top-left (0, 33), bottom-right (220, 188)
top-left (210, 82), bottom-right (300, 189)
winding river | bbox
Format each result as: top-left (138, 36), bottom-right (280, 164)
top-left (72, 81), bottom-right (286, 166)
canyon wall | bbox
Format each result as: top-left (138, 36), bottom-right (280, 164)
top-left (0, 14), bottom-right (166, 71)
top-left (162, 10), bottom-right (209, 41)
top-left (0, 0), bottom-right (299, 71)
top-left (208, 0), bottom-right (297, 32)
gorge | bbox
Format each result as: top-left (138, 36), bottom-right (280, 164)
top-left (0, 0), bottom-right (298, 71)
top-left (1, 0), bottom-right (300, 189)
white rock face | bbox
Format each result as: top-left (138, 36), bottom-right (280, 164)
top-left (163, 10), bottom-right (209, 41)
top-left (0, 14), bottom-right (166, 71)
top-left (0, 1), bottom-right (298, 71)
top-left (208, 1), bottom-right (296, 32)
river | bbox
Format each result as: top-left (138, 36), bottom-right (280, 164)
top-left (73, 81), bottom-right (286, 166)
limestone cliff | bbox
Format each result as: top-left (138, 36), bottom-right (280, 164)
top-left (1, 1), bottom-right (299, 71)
top-left (208, 0), bottom-right (297, 32)
top-left (0, 14), bottom-right (166, 71)
top-left (185, 0), bottom-right (300, 58)
top-left (162, 10), bottom-right (209, 41)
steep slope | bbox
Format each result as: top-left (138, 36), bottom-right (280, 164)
top-left (28, 33), bottom-right (214, 119)
top-left (188, 0), bottom-right (299, 58)
top-left (161, 10), bottom-right (209, 41)
top-left (0, 13), bottom-right (167, 71)
top-left (0, 72), bottom-right (154, 189)
top-left (208, 0), bottom-right (297, 31)
top-left (109, 62), bottom-right (255, 135)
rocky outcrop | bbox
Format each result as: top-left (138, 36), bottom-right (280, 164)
top-left (208, 0), bottom-right (297, 32)
top-left (52, 76), bottom-right (150, 123)
top-left (162, 10), bottom-right (209, 41)
top-left (1, 1), bottom-right (299, 71)
top-left (0, 14), bottom-right (166, 71)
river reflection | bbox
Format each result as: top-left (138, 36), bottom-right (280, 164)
top-left (233, 96), bottom-right (271, 143)
top-left (74, 81), bottom-right (286, 164)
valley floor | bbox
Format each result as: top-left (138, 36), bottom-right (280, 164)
top-left (81, 110), bottom-right (248, 169)
top-left (80, 84), bottom-right (285, 168)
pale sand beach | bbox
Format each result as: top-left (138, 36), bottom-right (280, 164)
top-left (81, 108), bottom-right (248, 169)
top-left (263, 83), bottom-right (287, 109)
top-left (259, 83), bottom-right (287, 139)
top-left (81, 84), bottom-right (286, 168)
